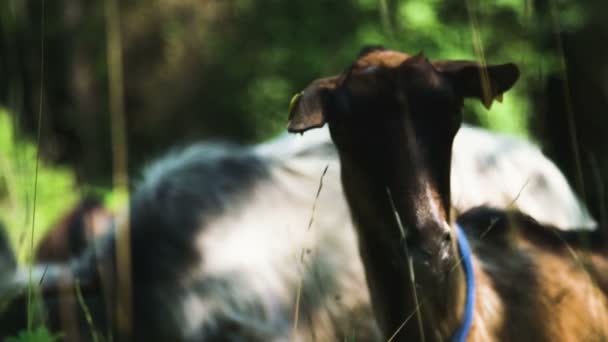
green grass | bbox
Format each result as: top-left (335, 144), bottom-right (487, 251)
top-left (3, 326), bottom-right (61, 342)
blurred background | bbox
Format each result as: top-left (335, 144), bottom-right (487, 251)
top-left (0, 0), bottom-right (607, 260)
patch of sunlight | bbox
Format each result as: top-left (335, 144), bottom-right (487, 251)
top-left (105, 187), bottom-right (129, 212)
top-left (0, 108), bottom-right (79, 263)
top-left (398, 1), bottom-right (438, 29)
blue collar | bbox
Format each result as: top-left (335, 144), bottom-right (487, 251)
top-left (451, 224), bottom-right (475, 342)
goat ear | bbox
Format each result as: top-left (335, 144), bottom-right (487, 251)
top-left (435, 61), bottom-right (519, 109)
top-left (287, 77), bottom-right (338, 133)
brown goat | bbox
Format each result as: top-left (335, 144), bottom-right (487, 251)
top-left (288, 47), bottom-right (608, 341)
top-left (35, 195), bottom-right (113, 262)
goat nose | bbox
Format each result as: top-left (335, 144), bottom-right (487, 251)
top-left (404, 221), bottom-right (453, 269)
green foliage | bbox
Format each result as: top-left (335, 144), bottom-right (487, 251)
top-left (209, 0), bottom-right (586, 141)
top-left (0, 108), bottom-right (79, 262)
top-left (3, 326), bottom-right (60, 342)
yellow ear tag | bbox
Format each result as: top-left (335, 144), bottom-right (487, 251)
top-left (288, 92), bottom-right (303, 114)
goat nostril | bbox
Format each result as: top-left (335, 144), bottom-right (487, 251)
top-left (443, 231), bottom-right (452, 244)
